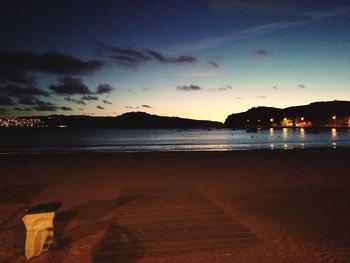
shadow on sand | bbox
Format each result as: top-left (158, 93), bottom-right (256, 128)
top-left (91, 223), bottom-right (144, 263)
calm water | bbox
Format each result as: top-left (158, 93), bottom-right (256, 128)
top-left (0, 128), bottom-right (350, 153)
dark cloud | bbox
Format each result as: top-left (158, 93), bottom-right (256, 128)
top-left (235, 96), bottom-right (243, 100)
top-left (177, 85), bottom-right (202, 91)
top-left (0, 107), bottom-right (7, 112)
top-left (272, 86), bottom-right (278, 90)
top-left (81, 95), bottom-right (98, 101)
top-left (50, 77), bottom-right (92, 95)
top-left (13, 107), bottom-right (32, 112)
top-left (97, 105), bottom-right (105, 110)
top-left (64, 96), bottom-right (87, 105)
top-left (0, 95), bottom-right (15, 105)
top-left (32, 105), bottom-right (58, 111)
top-left (97, 43), bottom-right (197, 68)
top-left (0, 70), bottom-right (37, 85)
top-left (208, 61), bottom-right (219, 68)
top-left (19, 97), bottom-right (55, 108)
top-left (141, 104), bottom-right (153, 108)
top-left (125, 105), bottom-right (133, 109)
top-left (0, 84), bottom-right (49, 98)
top-left (0, 50), bottom-right (104, 78)
top-left (18, 96), bottom-right (40, 105)
top-left (146, 50), bottom-right (197, 64)
top-left (210, 0), bottom-right (282, 10)
top-left (252, 95), bottom-right (267, 99)
top-left (298, 84), bottom-right (307, 89)
top-left (60, 106), bottom-right (73, 111)
top-left (96, 83), bottom-right (114, 94)
top-left (102, 100), bottom-right (112, 104)
top-left (253, 49), bottom-right (271, 56)
top-left (96, 44), bottom-right (151, 68)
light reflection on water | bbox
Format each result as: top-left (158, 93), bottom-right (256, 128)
top-left (0, 128), bottom-right (350, 153)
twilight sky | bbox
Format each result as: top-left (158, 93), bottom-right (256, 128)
top-left (1, 0), bottom-right (349, 121)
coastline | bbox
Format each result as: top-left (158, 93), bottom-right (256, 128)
top-left (1, 149), bottom-right (350, 262)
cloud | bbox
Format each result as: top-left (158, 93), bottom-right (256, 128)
top-left (141, 105), bottom-right (153, 108)
top-left (177, 85), bottom-right (202, 91)
top-left (0, 107), bottom-right (7, 112)
top-left (210, 0), bottom-right (282, 10)
top-left (252, 95), bottom-right (267, 99)
top-left (272, 86), bottom-right (278, 90)
top-left (0, 50), bottom-right (104, 79)
top-left (96, 44), bottom-right (150, 68)
top-left (217, 85), bottom-right (233, 91)
top-left (235, 96), bottom-right (243, 100)
top-left (208, 61), bottom-right (219, 68)
top-left (125, 105), bottom-right (133, 109)
top-left (32, 105), bottom-right (58, 111)
top-left (0, 71), bottom-right (37, 85)
top-left (97, 43), bottom-right (197, 68)
top-left (167, 7), bottom-right (350, 53)
top-left (97, 105), bottom-right (105, 110)
top-left (18, 96), bottom-right (41, 105)
top-left (183, 71), bottom-right (217, 77)
top-left (60, 106), bottom-right (73, 111)
top-left (81, 95), bottom-right (98, 101)
top-left (96, 83), bottom-right (114, 94)
top-left (298, 84), bottom-right (307, 89)
top-left (64, 96), bottom-right (87, 105)
top-left (102, 100), bottom-right (112, 104)
top-left (0, 95), bottom-right (15, 105)
top-left (13, 107), bottom-right (32, 111)
top-left (146, 50), bottom-right (197, 64)
top-left (253, 49), bottom-right (271, 56)
top-left (0, 84), bottom-right (49, 98)
top-left (50, 76), bottom-right (92, 95)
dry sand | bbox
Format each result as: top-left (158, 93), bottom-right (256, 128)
top-left (1, 149), bottom-right (350, 262)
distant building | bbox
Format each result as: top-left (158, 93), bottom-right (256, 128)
top-left (327, 116), bottom-right (349, 127)
top-left (0, 118), bottom-right (45, 128)
top-left (294, 117), bottom-right (312, 127)
top-left (280, 118), bottom-right (293, 127)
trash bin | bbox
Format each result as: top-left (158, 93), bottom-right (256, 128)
top-left (22, 202), bottom-right (62, 260)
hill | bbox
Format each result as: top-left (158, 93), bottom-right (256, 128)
top-left (224, 100), bottom-right (350, 127)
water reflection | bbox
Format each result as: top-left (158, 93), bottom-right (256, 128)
top-left (299, 128), bottom-right (305, 139)
top-left (331, 128), bottom-right (337, 138)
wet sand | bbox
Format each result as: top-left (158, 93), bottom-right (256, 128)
top-left (1, 149), bottom-right (350, 262)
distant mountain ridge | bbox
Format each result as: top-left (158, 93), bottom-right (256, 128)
top-left (35, 111), bottom-right (223, 128)
top-left (224, 100), bottom-right (350, 127)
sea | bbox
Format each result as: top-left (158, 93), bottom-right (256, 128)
top-left (0, 128), bottom-right (350, 154)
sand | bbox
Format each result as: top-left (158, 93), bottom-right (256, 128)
top-left (1, 149), bottom-right (350, 262)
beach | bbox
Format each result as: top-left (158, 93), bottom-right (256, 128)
top-left (1, 149), bottom-right (350, 262)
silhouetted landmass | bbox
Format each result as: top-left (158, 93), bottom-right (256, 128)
top-left (35, 112), bottom-right (223, 129)
top-left (225, 100), bottom-right (350, 127)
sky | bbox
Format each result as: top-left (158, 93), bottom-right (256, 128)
top-left (0, 0), bottom-right (349, 122)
